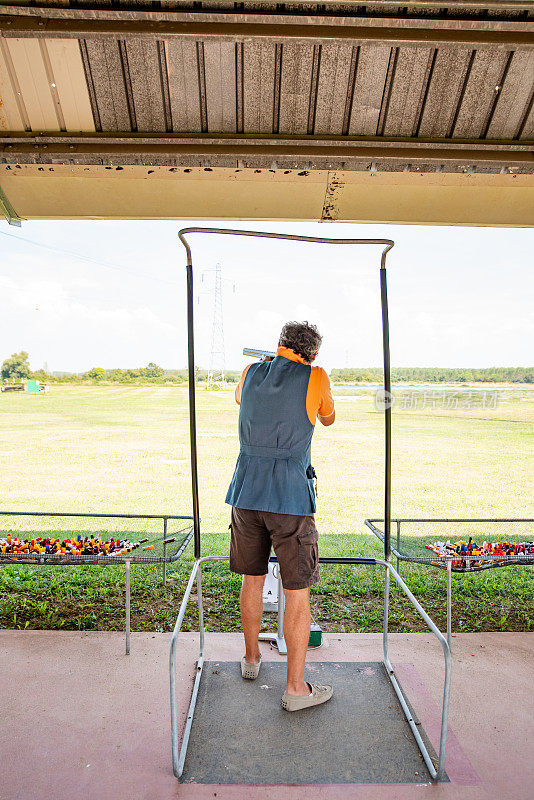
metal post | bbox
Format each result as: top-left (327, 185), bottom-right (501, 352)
top-left (262, 561), bottom-right (279, 611)
top-left (396, 519), bottom-right (401, 574)
top-left (125, 559), bottom-right (131, 655)
top-left (446, 558), bottom-right (452, 651)
top-left (185, 258), bottom-right (201, 559)
top-left (162, 517), bottom-right (168, 586)
top-left (380, 264), bottom-right (392, 563)
top-left (382, 562), bottom-right (390, 669)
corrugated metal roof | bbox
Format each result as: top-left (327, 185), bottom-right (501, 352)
top-left (2, 36), bottom-right (530, 141)
top-left (0, 3), bottom-right (532, 175)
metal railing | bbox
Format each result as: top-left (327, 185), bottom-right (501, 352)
top-left (169, 555), bottom-right (451, 782)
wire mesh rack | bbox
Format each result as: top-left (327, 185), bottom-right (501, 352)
top-left (0, 511), bottom-right (194, 565)
top-left (365, 518), bottom-right (534, 572)
top-left (365, 517), bottom-right (534, 652)
top-left (0, 511), bottom-right (196, 654)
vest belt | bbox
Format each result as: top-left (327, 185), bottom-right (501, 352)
top-left (241, 444), bottom-right (302, 460)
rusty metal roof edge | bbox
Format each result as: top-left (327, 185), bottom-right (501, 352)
top-left (1, 10), bottom-right (533, 48)
top-left (1, 6), bottom-right (533, 32)
top-left (1, 1), bottom-right (532, 16)
top-left (1, 141), bottom-right (532, 165)
top-left (0, 132), bottom-right (532, 152)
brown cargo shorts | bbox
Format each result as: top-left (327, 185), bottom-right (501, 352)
top-left (229, 506), bottom-right (319, 590)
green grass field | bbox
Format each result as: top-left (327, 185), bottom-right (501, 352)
top-left (1, 385), bottom-right (533, 633)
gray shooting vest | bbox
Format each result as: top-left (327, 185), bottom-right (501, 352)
top-left (225, 355), bottom-right (316, 516)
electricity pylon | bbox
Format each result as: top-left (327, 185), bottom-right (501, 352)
top-left (207, 263), bottom-right (226, 390)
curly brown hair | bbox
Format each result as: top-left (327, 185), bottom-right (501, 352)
top-left (278, 321), bottom-right (323, 363)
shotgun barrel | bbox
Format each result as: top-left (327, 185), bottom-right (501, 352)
top-left (243, 347), bottom-right (276, 360)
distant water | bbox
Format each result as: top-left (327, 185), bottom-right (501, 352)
top-left (334, 383), bottom-right (533, 395)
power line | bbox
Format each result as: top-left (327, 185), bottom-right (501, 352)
top-left (0, 229), bottom-right (180, 286)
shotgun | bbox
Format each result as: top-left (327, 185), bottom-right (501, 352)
top-left (243, 347), bottom-right (276, 360)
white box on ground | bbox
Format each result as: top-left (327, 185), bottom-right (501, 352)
top-left (262, 562), bottom-right (279, 612)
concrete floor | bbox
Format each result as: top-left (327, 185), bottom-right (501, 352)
top-left (1, 630), bottom-right (533, 800)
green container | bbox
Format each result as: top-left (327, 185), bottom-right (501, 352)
top-left (308, 623), bottom-right (322, 648)
top-left (26, 380), bottom-right (40, 394)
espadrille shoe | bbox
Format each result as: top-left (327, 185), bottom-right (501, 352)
top-left (241, 656), bottom-right (261, 680)
top-left (281, 682), bottom-right (333, 711)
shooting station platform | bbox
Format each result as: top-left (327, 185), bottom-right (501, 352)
top-left (181, 660), bottom-right (441, 785)
top-left (2, 629), bottom-right (533, 799)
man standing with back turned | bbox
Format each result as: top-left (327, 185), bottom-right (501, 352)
top-left (226, 321), bottom-right (335, 711)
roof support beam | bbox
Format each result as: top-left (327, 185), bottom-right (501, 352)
top-left (312, 1), bottom-right (534, 7)
top-left (0, 132), bottom-right (531, 171)
top-left (1, 9), bottom-right (533, 50)
top-left (2, 164), bottom-right (532, 225)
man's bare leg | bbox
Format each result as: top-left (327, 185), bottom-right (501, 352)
top-left (240, 574), bottom-right (264, 664)
top-left (284, 587), bottom-right (312, 696)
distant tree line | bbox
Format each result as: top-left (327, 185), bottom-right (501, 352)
top-left (30, 366), bottom-right (241, 385)
top-left (1, 352), bottom-right (241, 385)
top-left (2, 352), bottom-right (532, 386)
top-left (77, 366), bottom-right (241, 384)
top-left (330, 367), bottom-right (534, 384)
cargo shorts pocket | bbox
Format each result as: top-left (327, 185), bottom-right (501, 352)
top-left (297, 528), bottom-right (319, 580)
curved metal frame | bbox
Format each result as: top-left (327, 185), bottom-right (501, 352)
top-left (177, 227), bottom-right (394, 561)
top-left (171, 227), bottom-right (451, 783)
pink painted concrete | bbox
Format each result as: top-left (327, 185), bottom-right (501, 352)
top-left (1, 631), bottom-right (533, 800)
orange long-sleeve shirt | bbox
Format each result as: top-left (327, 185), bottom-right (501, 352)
top-left (235, 346), bottom-right (334, 425)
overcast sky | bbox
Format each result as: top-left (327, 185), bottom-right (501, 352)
top-left (0, 219), bottom-right (532, 373)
